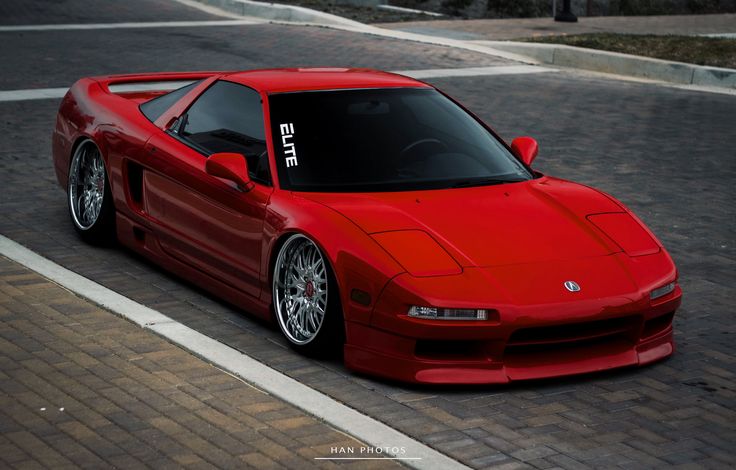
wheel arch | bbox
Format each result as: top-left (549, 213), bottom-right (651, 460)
top-left (68, 133), bottom-right (116, 198)
top-left (66, 135), bottom-right (117, 242)
top-left (267, 229), bottom-right (345, 308)
top-left (68, 135), bottom-right (92, 165)
top-left (269, 229), bottom-right (347, 346)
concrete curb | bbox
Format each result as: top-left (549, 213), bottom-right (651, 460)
top-left (474, 41), bottom-right (736, 89)
top-left (190, 0), bottom-right (366, 27)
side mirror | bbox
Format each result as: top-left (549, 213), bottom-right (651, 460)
top-left (510, 137), bottom-right (539, 167)
top-left (205, 152), bottom-right (253, 191)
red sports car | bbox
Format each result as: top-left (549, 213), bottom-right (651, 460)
top-left (52, 68), bottom-right (681, 384)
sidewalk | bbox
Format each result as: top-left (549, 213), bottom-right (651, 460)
top-left (376, 13), bottom-right (736, 40)
top-left (178, 0), bottom-right (736, 88)
top-left (372, 12), bottom-right (736, 89)
top-left (0, 255), bottom-right (394, 469)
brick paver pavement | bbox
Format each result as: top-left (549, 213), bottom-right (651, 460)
top-left (0, 255), bottom-right (398, 469)
top-left (377, 13), bottom-right (736, 40)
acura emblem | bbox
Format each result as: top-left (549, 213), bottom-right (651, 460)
top-left (564, 281), bottom-right (581, 292)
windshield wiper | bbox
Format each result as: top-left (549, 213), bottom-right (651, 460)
top-left (450, 176), bottom-right (526, 189)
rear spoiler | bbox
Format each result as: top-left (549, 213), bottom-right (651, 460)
top-left (91, 71), bottom-right (231, 94)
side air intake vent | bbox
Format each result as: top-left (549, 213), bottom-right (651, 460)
top-left (127, 161), bottom-right (144, 205)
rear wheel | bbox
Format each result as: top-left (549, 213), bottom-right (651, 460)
top-left (273, 234), bottom-right (342, 355)
top-left (67, 139), bottom-right (115, 244)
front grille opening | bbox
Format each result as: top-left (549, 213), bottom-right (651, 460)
top-left (505, 333), bottom-right (632, 357)
top-left (415, 340), bottom-right (487, 361)
top-left (642, 311), bottom-right (674, 338)
top-left (508, 315), bottom-right (640, 347)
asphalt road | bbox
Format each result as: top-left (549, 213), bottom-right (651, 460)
top-left (1, 0), bottom-right (735, 468)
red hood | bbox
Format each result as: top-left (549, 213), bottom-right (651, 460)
top-left (300, 177), bottom-right (625, 267)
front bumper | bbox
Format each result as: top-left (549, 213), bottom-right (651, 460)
top-left (345, 321), bottom-right (675, 384)
top-left (343, 259), bottom-right (681, 384)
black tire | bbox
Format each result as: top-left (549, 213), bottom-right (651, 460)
top-left (272, 234), bottom-right (344, 356)
top-left (67, 139), bottom-right (116, 245)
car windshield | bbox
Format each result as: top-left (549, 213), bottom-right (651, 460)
top-left (268, 88), bottom-right (532, 192)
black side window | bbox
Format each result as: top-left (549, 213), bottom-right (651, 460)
top-left (140, 81), bottom-right (200, 122)
top-left (180, 80), bottom-right (269, 184)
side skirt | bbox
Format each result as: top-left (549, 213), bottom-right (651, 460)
top-left (115, 212), bottom-right (273, 322)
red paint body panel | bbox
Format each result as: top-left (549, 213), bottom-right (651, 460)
top-left (370, 230), bottom-right (462, 277)
top-left (301, 178), bottom-right (625, 267)
top-left (52, 68), bottom-right (681, 384)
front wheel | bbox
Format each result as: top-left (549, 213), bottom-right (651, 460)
top-left (273, 234), bottom-right (342, 355)
top-left (67, 139), bottom-right (115, 244)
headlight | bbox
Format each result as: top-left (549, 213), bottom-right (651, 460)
top-left (587, 213), bottom-right (659, 257)
top-left (408, 306), bottom-right (488, 320)
top-left (651, 282), bottom-right (676, 300)
top-left (371, 230), bottom-right (461, 277)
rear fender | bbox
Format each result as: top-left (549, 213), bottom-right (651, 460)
top-left (52, 79), bottom-right (105, 190)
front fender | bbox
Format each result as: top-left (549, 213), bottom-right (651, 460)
top-left (261, 191), bottom-right (405, 327)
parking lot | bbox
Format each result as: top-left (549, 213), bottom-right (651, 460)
top-left (1, 0), bottom-right (734, 468)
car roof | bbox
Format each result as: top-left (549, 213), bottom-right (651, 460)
top-left (222, 68), bottom-right (432, 93)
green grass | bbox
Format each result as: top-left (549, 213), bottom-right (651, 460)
top-left (525, 34), bottom-right (736, 69)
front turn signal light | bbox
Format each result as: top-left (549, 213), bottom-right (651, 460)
top-left (650, 282), bottom-right (676, 300)
top-left (408, 306), bottom-right (488, 320)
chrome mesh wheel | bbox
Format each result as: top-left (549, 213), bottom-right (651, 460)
top-left (68, 140), bottom-right (106, 231)
top-left (273, 234), bottom-right (329, 345)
